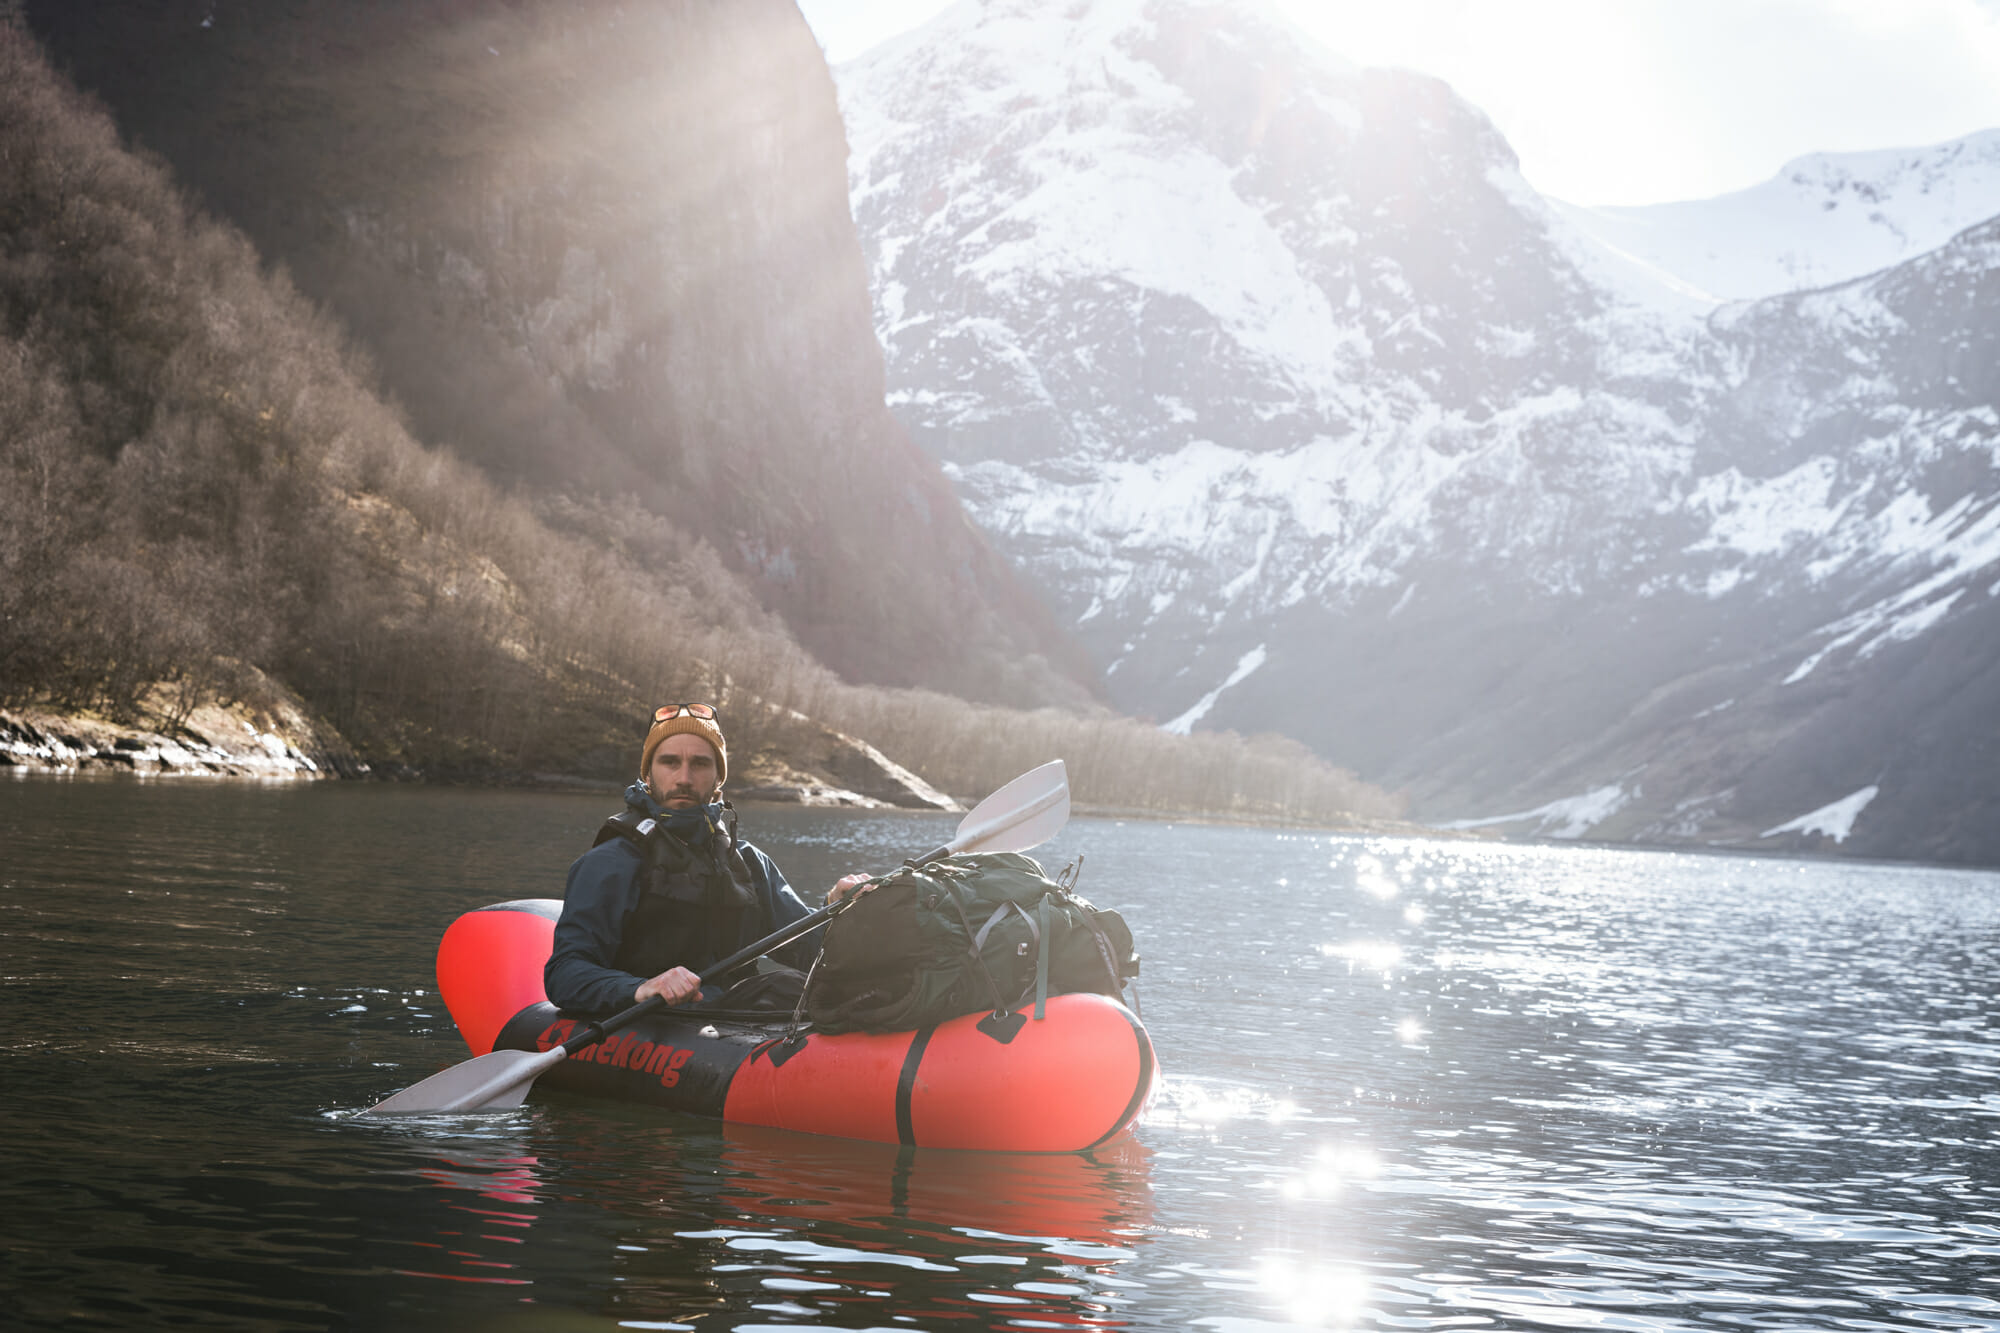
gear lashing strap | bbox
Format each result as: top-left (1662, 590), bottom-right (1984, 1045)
top-left (972, 900), bottom-right (1043, 1016)
top-left (1034, 894), bottom-right (1052, 1020)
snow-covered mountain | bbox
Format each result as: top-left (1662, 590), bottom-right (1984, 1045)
top-left (836, 0), bottom-right (2000, 864)
top-left (1553, 130), bottom-right (2000, 302)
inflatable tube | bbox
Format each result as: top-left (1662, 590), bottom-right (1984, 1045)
top-left (434, 899), bottom-right (1156, 1152)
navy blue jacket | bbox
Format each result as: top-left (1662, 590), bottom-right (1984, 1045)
top-left (545, 784), bottom-right (819, 1015)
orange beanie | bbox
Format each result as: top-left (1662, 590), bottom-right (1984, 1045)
top-left (639, 711), bottom-right (728, 786)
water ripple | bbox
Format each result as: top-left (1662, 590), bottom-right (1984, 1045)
top-left (7, 784), bottom-right (2000, 1329)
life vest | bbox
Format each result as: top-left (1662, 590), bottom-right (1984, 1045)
top-left (593, 804), bottom-right (762, 979)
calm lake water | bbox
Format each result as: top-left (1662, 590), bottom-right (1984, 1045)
top-left (5, 776), bottom-right (1999, 1331)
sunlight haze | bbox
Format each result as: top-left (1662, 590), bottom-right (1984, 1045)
top-left (797, 0), bottom-right (2000, 204)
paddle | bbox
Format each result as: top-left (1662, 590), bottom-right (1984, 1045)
top-left (356, 759), bottom-right (1070, 1116)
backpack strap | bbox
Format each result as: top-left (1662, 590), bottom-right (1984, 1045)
top-left (590, 808), bottom-right (694, 877)
top-left (971, 897), bottom-right (1055, 1019)
top-left (592, 808), bottom-right (733, 878)
top-left (942, 883), bottom-right (1019, 1016)
top-left (593, 804), bottom-right (736, 851)
top-left (593, 808), bottom-right (658, 847)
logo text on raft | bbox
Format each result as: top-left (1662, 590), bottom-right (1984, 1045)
top-left (537, 1021), bottom-right (696, 1086)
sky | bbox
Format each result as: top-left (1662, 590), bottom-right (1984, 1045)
top-left (795, 0), bottom-right (2000, 206)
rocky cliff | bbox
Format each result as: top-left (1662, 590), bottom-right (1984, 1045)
top-left (27, 0), bottom-right (1093, 705)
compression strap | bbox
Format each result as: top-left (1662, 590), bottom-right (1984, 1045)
top-left (1034, 894), bottom-right (1052, 1020)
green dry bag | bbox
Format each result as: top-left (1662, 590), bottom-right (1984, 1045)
top-left (803, 852), bottom-right (1139, 1035)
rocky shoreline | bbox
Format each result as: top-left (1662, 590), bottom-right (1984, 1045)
top-left (1, 703), bottom-right (367, 780)
top-left (2, 703), bottom-right (1468, 840)
top-left (0, 701), bottom-right (962, 812)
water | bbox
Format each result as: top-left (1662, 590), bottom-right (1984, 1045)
top-left (4, 776), bottom-right (1999, 1331)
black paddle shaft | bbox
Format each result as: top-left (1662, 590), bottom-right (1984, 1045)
top-left (557, 898), bottom-right (845, 1054)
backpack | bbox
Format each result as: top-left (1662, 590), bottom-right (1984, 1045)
top-left (803, 851), bottom-right (1139, 1036)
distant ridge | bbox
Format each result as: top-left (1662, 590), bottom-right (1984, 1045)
top-left (1553, 130), bottom-right (2000, 301)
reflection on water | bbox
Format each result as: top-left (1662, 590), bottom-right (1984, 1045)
top-left (5, 778), bottom-right (2000, 1329)
top-left (342, 1114), bottom-right (1157, 1328)
top-left (716, 1124), bottom-right (1155, 1244)
top-left (689, 1128), bottom-right (1152, 1329)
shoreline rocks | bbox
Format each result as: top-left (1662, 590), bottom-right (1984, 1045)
top-left (735, 715), bottom-right (962, 813)
top-left (0, 699), bottom-right (964, 813)
top-left (0, 705), bottom-right (364, 780)
top-left (2, 665), bottom-right (368, 780)
top-left (731, 782), bottom-right (892, 808)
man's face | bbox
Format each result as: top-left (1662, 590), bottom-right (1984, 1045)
top-left (649, 733), bottom-right (721, 809)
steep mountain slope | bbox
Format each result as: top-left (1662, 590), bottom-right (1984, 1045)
top-left (1441, 219), bottom-right (2000, 856)
top-left (1554, 131), bottom-right (2000, 301)
top-left (26, 0), bottom-right (1093, 705)
top-left (837, 0), bottom-right (2000, 862)
top-left (0, 18), bottom-right (805, 775)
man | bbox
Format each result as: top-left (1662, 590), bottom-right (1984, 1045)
top-left (545, 703), bottom-right (869, 1014)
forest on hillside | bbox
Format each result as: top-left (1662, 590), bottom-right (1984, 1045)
top-left (0, 21), bottom-right (1401, 825)
top-left (21, 0), bottom-right (1094, 706)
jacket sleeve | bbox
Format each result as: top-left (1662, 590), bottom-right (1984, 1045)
top-left (545, 842), bottom-right (651, 1016)
top-left (741, 842), bottom-right (824, 970)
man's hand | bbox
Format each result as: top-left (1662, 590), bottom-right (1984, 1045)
top-left (636, 966), bottom-right (701, 1006)
top-left (827, 872), bottom-right (874, 907)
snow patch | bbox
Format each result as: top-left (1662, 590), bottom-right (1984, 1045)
top-left (1777, 476), bottom-right (2000, 682)
top-left (1686, 458), bottom-right (1844, 564)
top-left (958, 141), bottom-right (1358, 398)
top-left (1439, 784), bottom-right (1633, 840)
top-left (1855, 589), bottom-right (1964, 659)
top-left (1760, 786), bottom-right (1879, 843)
top-left (1786, 582), bottom-right (1981, 685)
top-left (1162, 645), bottom-right (1267, 735)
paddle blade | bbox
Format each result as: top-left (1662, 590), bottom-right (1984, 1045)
top-left (356, 1047), bottom-right (565, 1116)
top-left (947, 759), bottom-right (1069, 856)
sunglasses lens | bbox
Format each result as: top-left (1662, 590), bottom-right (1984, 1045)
top-left (687, 703), bottom-right (715, 719)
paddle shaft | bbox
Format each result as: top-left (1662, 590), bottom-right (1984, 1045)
top-left (558, 898), bottom-right (843, 1053)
